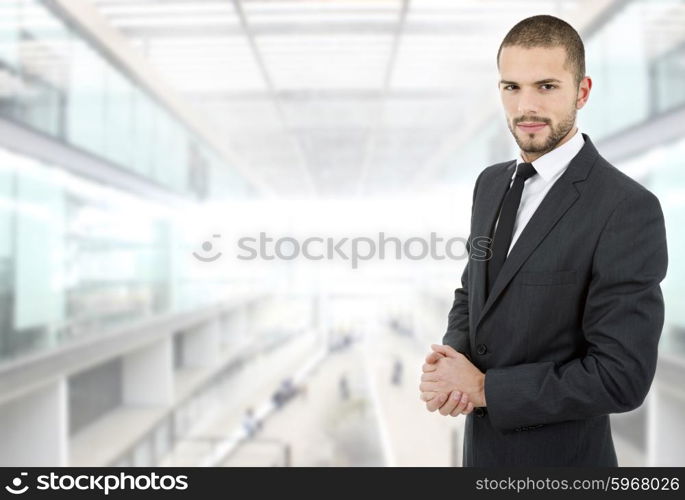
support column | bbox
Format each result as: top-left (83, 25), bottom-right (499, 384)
top-left (648, 381), bottom-right (685, 466)
top-left (183, 318), bottom-right (220, 367)
top-left (0, 379), bottom-right (67, 466)
top-left (122, 338), bottom-right (173, 406)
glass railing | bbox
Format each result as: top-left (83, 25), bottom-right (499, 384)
top-left (615, 136), bottom-right (685, 358)
top-left (582, 0), bottom-right (685, 139)
top-left (0, 143), bottom-right (242, 363)
top-left (0, 0), bottom-right (251, 199)
top-left (652, 39), bottom-right (685, 115)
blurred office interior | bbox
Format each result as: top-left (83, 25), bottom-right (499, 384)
top-left (0, 0), bottom-right (684, 466)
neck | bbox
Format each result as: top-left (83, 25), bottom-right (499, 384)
top-left (521, 125), bottom-right (578, 163)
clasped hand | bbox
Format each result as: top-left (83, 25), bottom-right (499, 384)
top-left (419, 344), bottom-right (486, 417)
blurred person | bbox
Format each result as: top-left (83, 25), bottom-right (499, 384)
top-left (272, 377), bottom-right (297, 409)
top-left (391, 358), bottom-right (403, 386)
top-left (419, 15), bottom-right (667, 466)
top-left (339, 373), bottom-right (350, 400)
top-left (242, 407), bottom-right (261, 438)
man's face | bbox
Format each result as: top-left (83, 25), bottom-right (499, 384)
top-left (498, 45), bottom-right (590, 158)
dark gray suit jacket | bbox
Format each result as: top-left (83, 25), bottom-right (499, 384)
top-left (443, 133), bottom-right (668, 467)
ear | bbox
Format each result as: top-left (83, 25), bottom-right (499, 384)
top-left (576, 76), bottom-right (592, 110)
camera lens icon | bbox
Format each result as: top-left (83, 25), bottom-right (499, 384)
top-left (192, 234), bottom-right (223, 262)
top-left (5, 472), bottom-right (28, 495)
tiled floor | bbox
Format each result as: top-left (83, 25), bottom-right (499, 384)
top-left (222, 326), bottom-right (462, 467)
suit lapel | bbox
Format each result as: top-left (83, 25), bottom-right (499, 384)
top-left (473, 133), bottom-right (599, 331)
top-left (470, 160), bottom-right (515, 335)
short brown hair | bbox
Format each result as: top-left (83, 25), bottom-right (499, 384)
top-left (497, 15), bottom-right (585, 86)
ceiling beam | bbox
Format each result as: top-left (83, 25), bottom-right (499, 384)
top-left (355, 0), bottom-right (410, 196)
top-left (118, 21), bottom-right (485, 37)
top-left (232, 0), bottom-right (318, 197)
top-left (186, 88), bottom-right (462, 101)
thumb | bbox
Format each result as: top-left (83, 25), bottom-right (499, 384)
top-left (425, 351), bottom-right (444, 364)
top-left (431, 343), bottom-right (460, 358)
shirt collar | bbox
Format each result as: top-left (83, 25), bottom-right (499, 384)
top-left (516, 128), bottom-right (585, 183)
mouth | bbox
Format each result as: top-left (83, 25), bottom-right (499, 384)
top-left (517, 122), bottom-right (547, 133)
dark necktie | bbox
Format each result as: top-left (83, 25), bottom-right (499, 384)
top-left (487, 162), bottom-right (538, 295)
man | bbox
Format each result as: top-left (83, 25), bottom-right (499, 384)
top-left (419, 15), bottom-right (668, 466)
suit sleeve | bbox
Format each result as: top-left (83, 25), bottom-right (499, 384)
top-left (484, 188), bottom-right (668, 432)
top-left (442, 170), bottom-right (485, 358)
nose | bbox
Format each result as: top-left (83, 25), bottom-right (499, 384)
top-left (516, 87), bottom-right (542, 116)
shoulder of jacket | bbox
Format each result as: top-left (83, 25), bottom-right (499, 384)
top-left (482, 159), bottom-right (516, 176)
top-left (591, 155), bottom-right (659, 207)
top-left (475, 159), bottom-right (516, 186)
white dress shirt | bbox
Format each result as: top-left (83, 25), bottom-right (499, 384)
top-left (497, 128), bottom-right (585, 257)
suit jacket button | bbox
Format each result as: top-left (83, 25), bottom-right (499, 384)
top-left (474, 407), bottom-right (486, 418)
top-left (476, 344), bottom-right (487, 355)
top-left (515, 427), bottom-right (522, 432)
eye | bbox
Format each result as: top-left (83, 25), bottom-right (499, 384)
top-left (540, 84), bottom-right (556, 90)
top-left (503, 85), bottom-right (518, 91)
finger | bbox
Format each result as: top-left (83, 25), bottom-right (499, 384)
top-left (425, 392), bottom-right (447, 412)
top-left (431, 344), bottom-right (460, 358)
top-left (422, 362), bottom-right (437, 373)
top-left (420, 372), bottom-right (438, 382)
top-left (439, 391), bottom-right (461, 415)
top-left (449, 392), bottom-right (469, 416)
top-left (419, 382), bottom-right (441, 393)
top-left (425, 351), bottom-right (444, 364)
top-left (448, 392), bottom-right (467, 416)
top-left (420, 391), bottom-right (437, 402)
top-left (461, 402), bottom-right (474, 415)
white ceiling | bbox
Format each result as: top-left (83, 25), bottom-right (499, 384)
top-left (86, 0), bottom-right (675, 198)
